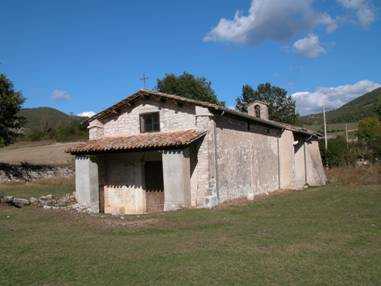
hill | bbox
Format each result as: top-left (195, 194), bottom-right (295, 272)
top-left (301, 87), bottom-right (381, 125)
top-left (18, 107), bottom-right (88, 142)
top-left (19, 107), bottom-right (83, 131)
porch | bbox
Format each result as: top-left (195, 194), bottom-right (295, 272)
top-left (66, 130), bottom-right (205, 215)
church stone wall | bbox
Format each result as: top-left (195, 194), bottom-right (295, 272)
top-left (98, 99), bottom-right (197, 138)
top-left (215, 115), bottom-right (280, 203)
top-left (190, 107), bottom-right (218, 208)
top-left (81, 97), bottom-right (326, 214)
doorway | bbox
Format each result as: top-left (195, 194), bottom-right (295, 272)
top-left (145, 161), bottom-right (164, 212)
top-left (99, 185), bottom-right (105, 213)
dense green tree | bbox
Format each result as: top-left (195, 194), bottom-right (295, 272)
top-left (235, 83), bottom-right (299, 124)
top-left (319, 137), bottom-right (355, 167)
top-left (357, 117), bottom-right (381, 142)
top-left (156, 72), bottom-right (220, 104)
top-left (0, 73), bottom-right (25, 145)
top-left (370, 134), bottom-right (381, 159)
top-left (357, 117), bottom-right (381, 160)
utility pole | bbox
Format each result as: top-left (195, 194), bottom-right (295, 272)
top-left (140, 73), bottom-right (149, 88)
top-left (323, 106), bottom-right (328, 169)
top-left (345, 123), bottom-right (349, 147)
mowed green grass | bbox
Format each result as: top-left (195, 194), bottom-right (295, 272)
top-left (0, 182), bottom-right (74, 197)
top-left (0, 185), bottom-right (380, 286)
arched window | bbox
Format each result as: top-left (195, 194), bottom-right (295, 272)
top-left (254, 105), bottom-right (261, 118)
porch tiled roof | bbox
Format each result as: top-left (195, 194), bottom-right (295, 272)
top-left (65, 129), bottom-right (206, 154)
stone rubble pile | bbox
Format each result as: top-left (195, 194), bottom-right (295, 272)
top-left (0, 192), bottom-right (76, 209)
top-left (0, 192), bottom-right (105, 215)
top-left (69, 203), bottom-right (99, 214)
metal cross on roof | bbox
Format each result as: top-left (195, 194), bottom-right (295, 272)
top-left (140, 73), bottom-right (149, 88)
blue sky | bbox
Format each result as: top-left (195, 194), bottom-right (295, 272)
top-left (1, 0), bottom-right (380, 116)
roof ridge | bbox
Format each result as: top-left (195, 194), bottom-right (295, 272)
top-left (86, 89), bottom-right (316, 137)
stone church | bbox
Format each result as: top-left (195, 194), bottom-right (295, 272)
top-left (66, 89), bottom-right (326, 215)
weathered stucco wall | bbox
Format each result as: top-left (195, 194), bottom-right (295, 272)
top-left (99, 98), bottom-right (197, 138)
top-left (162, 148), bottom-right (191, 211)
top-left (305, 140), bottom-right (327, 186)
top-left (292, 138), bottom-right (327, 188)
top-left (215, 116), bottom-right (281, 203)
top-left (75, 155), bottom-right (99, 212)
top-left (279, 130), bottom-right (295, 190)
top-left (293, 141), bottom-right (306, 189)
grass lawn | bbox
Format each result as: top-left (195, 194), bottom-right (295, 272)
top-left (0, 184), bottom-right (380, 285)
top-left (0, 182), bottom-right (74, 198)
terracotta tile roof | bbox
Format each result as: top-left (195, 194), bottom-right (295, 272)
top-left (65, 129), bottom-right (206, 154)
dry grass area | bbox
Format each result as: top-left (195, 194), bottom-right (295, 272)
top-left (0, 140), bottom-right (56, 150)
top-left (327, 164), bottom-right (381, 185)
top-left (0, 141), bottom-right (80, 165)
top-left (1, 184), bottom-right (381, 285)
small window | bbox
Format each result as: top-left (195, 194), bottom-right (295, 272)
top-left (140, 112), bottom-right (160, 133)
top-left (255, 105), bottom-right (261, 118)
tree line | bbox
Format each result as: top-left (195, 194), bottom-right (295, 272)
top-left (24, 118), bottom-right (88, 142)
top-left (157, 72), bottom-right (299, 123)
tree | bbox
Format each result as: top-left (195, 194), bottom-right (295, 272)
top-left (0, 73), bottom-right (25, 145)
top-left (235, 83), bottom-right (299, 124)
top-left (357, 117), bottom-right (381, 143)
top-left (357, 117), bottom-right (381, 161)
top-left (319, 136), bottom-right (355, 167)
top-left (156, 72), bottom-right (220, 104)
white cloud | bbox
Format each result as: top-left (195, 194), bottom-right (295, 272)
top-left (337, 0), bottom-right (375, 27)
top-left (50, 90), bottom-right (71, 101)
top-left (291, 80), bottom-right (381, 115)
top-left (77, 111), bottom-right (96, 117)
top-left (293, 34), bottom-right (326, 58)
top-left (204, 0), bottom-right (336, 44)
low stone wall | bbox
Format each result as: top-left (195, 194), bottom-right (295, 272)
top-left (0, 163), bottom-right (74, 183)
